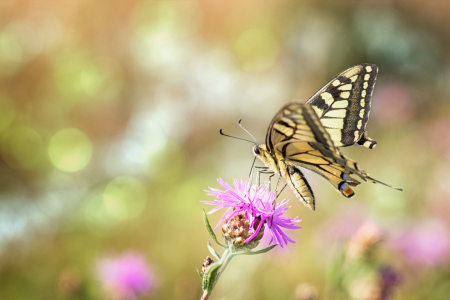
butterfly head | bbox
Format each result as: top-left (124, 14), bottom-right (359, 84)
top-left (252, 144), bottom-right (278, 172)
top-left (220, 120), bottom-right (277, 171)
top-left (252, 145), bottom-right (260, 156)
top-left (252, 144), bottom-right (267, 163)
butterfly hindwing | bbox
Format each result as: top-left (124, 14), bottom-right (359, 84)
top-left (305, 64), bottom-right (378, 148)
top-left (357, 131), bottom-right (377, 149)
top-left (268, 103), bottom-right (400, 204)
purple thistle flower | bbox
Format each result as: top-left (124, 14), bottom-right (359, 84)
top-left (96, 251), bottom-right (156, 300)
top-left (379, 266), bottom-right (401, 300)
top-left (202, 178), bottom-right (302, 248)
top-left (389, 221), bottom-right (450, 267)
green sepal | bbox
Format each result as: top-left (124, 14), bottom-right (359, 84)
top-left (203, 209), bottom-right (226, 248)
top-left (207, 240), bottom-right (221, 260)
top-left (202, 261), bottom-right (221, 291)
top-left (196, 268), bottom-right (203, 279)
top-left (234, 245), bottom-right (277, 256)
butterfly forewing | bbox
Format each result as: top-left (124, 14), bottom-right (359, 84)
top-left (266, 103), bottom-right (338, 154)
top-left (305, 64), bottom-right (378, 148)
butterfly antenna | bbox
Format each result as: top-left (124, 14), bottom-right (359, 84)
top-left (238, 119), bottom-right (258, 144)
top-left (219, 129), bottom-right (257, 146)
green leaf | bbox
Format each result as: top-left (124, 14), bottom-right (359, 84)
top-left (207, 240), bottom-right (221, 260)
top-left (196, 268), bottom-right (203, 279)
top-left (234, 245), bottom-right (277, 256)
top-left (203, 209), bottom-right (226, 248)
top-left (202, 262), bottom-right (221, 291)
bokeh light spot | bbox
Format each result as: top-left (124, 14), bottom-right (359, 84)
top-left (53, 52), bottom-right (123, 104)
top-left (48, 128), bottom-right (93, 172)
top-left (131, 1), bottom-right (202, 71)
top-left (132, 0), bottom-right (202, 39)
top-left (0, 20), bottom-right (43, 64)
top-left (103, 176), bottom-right (147, 220)
top-left (1, 126), bottom-right (44, 170)
top-left (234, 28), bottom-right (280, 72)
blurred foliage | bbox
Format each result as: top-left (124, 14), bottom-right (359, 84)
top-left (0, 0), bottom-right (450, 299)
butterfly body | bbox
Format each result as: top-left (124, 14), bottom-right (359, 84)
top-left (252, 64), bottom-right (401, 211)
top-left (253, 144), bottom-right (316, 210)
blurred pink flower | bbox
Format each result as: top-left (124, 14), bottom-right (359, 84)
top-left (96, 251), bottom-right (156, 300)
top-left (425, 117), bottom-right (450, 159)
top-left (389, 221), bottom-right (450, 267)
top-left (347, 222), bottom-right (382, 260)
top-left (429, 188), bottom-right (450, 230)
top-left (372, 83), bottom-right (414, 127)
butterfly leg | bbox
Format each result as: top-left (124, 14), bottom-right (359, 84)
top-left (248, 156), bottom-right (260, 186)
top-left (268, 173), bottom-right (275, 192)
top-left (271, 181), bottom-right (287, 227)
top-left (276, 183), bottom-right (287, 198)
top-left (274, 176), bottom-right (281, 195)
top-left (258, 171), bottom-right (274, 187)
top-left (248, 167), bottom-right (269, 193)
top-left (247, 159), bottom-right (264, 193)
top-left (273, 178), bottom-right (285, 214)
top-left (261, 171), bottom-right (277, 228)
top-left (256, 168), bottom-right (269, 187)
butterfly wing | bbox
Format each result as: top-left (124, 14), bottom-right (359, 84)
top-left (265, 101), bottom-right (338, 155)
top-left (305, 64), bottom-right (378, 149)
top-left (266, 103), bottom-right (400, 207)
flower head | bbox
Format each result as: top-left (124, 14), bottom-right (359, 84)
top-left (201, 256), bottom-right (215, 274)
top-left (96, 251), bottom-right (156, 300)
top-left (389, 220), bottom-right (450, 267)
top-left (221, 210), bottom-right (265, 249)
top-left (202, 178), bottom-right (301, 248)
top-left (347, 222), bottom-right (382, 260)
top-left (379, 266), bottom-right (401, 300)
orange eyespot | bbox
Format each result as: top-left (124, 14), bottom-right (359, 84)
top-left (339, 182), bottom-right (355, 198)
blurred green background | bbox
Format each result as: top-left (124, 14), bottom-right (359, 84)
top-left (1, 0), bottom-right (450, 299)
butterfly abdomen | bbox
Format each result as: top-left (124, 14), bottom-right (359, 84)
top-left (278, 160), bottom-right (315, 211)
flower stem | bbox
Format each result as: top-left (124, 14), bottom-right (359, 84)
top-left (200, 246), bottom-right (235, 300)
